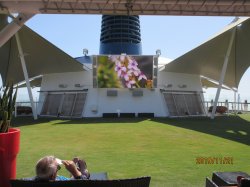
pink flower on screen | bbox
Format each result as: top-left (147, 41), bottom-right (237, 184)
top-left (127, 69), bottom-right (140, 77)
top-left (123, 72), bottom-right (130, 81)
top-left (109, 55), bottom-right (119, 63)
top-left (128, 60), bottom-right (138, 70)
top-left (109, 55), bottom-right (149, 88)
top-left (138, 73), bottom-right (147, 81)
top-left (115, 62), bottom-right (126, 77)
top-left (120, 55), bottom-right (125, 62)
top-left (126, 80), bottom-right (136, 88)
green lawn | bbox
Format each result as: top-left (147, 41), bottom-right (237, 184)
top-left (12, 114), bottom-right (250, 187)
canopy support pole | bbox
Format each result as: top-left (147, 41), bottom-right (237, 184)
top-left (211, 28), bottom-right (236, 119)
top-left (15, 32), bottom-right (38, 120)
top-left (237, 93), bottom-right (240, 112)
top-left (0, 13), bottom-right (34, 48)
top-left (234, 90), bottom-right (237, 114)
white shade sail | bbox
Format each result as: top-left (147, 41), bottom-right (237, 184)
top-left (201, 76), bottom-right (230, 90)
top-left (164, 17), bottom-right (250, 89)
top-left (0, 15), bottom-right (84, 86)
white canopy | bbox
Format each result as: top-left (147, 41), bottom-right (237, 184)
top-left (0, 15), bottom-right (84, 86)
top-left (201, 76), bottom-right (230, 90)
top-left (164, 17), bottom-right (250, 89)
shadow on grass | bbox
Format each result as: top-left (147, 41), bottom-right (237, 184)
top-left (11, 116), bottom-right (146, 127)
top-left (11, 115), bottom-right (250, 145)
top-left (151, 115), bottom-right (250, 146)
top-left (11, 116), bottom-right (53, 127)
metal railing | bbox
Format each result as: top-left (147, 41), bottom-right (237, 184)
top-left (15, 101), bottom-right (40, 116)
top-left (204, 101), bottom-right (250, 113)
top-left (14, 101), bottom-right (250, 117)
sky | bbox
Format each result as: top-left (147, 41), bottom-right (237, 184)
top-left (11, 14), bottom-right (250, 102)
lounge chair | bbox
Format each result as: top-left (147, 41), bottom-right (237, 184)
top-left (89, 172), bottom-right (108, 180)
top-left (10, 176), bottom-right (151, 187)
top-left (240, 178), bottom-right (250, 187)
top-left (205, 177), bottom-right (218, 187)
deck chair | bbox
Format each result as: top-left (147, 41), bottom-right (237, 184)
top-left (206, 177), bottom-right (218, 187)
top-left (89, 172), bottom-right (108, 180)
top-left (240, 178), bottom-right (250, 187)
top-left (10, 176), bottom-right (151, 187)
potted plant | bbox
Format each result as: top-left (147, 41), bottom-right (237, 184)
top-left (0, 84), bottom-right (20, 187)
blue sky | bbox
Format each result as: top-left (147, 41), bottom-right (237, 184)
top-left (16, 14), bottom-right (250, 102)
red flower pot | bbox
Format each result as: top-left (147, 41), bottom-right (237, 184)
top-left (0, 128), bottom-right (20, 187)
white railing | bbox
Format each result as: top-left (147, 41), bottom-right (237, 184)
top-left (14, 101), bottom-right (249, 117)
top-left (15, 101), bottom-right (40, 116)
top-left (204, 101), bottom-right (250, 113)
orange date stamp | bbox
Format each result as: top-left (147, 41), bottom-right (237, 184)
top-left (196, 157), bottom-right (233, 165)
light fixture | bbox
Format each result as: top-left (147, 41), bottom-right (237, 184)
top-left (58, 84), bottom-right (68, 88)
top-left (156, 49), bottom-right (161, 56)
top-left (83, 48), bottom-right (88, 56)
top-left (91, 105), bottom-right (98, 113)
top-left (74, 84), bottom-right (84, 88)
top-left (164, 84), bottom-right (172, 88)
top-left (178, 84), bottom-right (187, 88)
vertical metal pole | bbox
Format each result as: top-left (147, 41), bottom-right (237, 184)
top-left (15, 32), bottom-right (37, 120)
top-left (172, 94), bottom-right (179, 116)
top-left (234, 90), bottom-right (237, 114)
top-left (237, 93), bottom-right (240, 112)
top-left (211, 28), bottom-right (236, 119)
top-left (14, 102), bottom-right (17, 118)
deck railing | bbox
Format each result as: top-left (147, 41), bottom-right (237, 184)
top-left (14, 101), bottom-right (249, 117)
top-left (203, 101), bottom-right (250, 113)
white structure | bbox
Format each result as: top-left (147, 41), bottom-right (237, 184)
top-left (37, 56), bottom-right (206, 118)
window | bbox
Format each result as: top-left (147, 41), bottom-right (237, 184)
top-left (72, 93), bottom-right (87, 117)
top-left (60, 94), bottom-right (76, 117)
top-left (41, 94), bottom-right (63, 116)
top-left (163, 92), bottom-right (205, 117)
top-left (41, 92), bottom-right (88, 118)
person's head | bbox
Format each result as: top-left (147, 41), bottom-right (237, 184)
top-left (35, 156), bottom-right (60, 181)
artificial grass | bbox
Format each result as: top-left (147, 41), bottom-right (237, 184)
top-left (12, 114), bottom-right (250, 187)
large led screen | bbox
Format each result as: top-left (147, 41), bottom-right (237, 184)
top-left (95, 55), bottom-right (154, 88)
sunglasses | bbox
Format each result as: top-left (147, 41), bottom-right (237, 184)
top-left (57, 164), bottom-right (61, 171)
